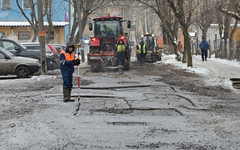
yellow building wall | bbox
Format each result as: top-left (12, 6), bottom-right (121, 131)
top-left (0, 26), bottom-right (66, 44)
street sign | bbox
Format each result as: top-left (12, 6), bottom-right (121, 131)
top-left (75, 45), bottom-right (82, 48)
top-left (79, 38), bottom-right (85, 50)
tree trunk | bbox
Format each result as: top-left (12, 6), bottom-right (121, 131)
top-left (32, 28), bottom-right (38, 42)
top-left (69, 0), bottom-right (78, 42)
top-left (16, 0), bottom-right (38, 42)
top-left (201, 28), bottom-right (208, 39)
top-left (229, 20), bottom-right (238, 59)
top-left (182, 27), bottom-right (192, 66)
top-left (45, 0), bottom-right (53, 43)
top-left (37, 0), bottom-right (47, 74)
top-left (74, 12), bottom-right (88, 43)
top-left (77, 0), bottom-right (82, 44)
top-left (223, 16), bottom-right (231, 58)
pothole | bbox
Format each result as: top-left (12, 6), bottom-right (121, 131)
top-left (92, 107), bottom-right (183, 116)
top-left (230, 78), bottom-right (240, 89)
top-left (118, 81), bottom-right (140, 84)
top-left (107, 122), bottom-right (147, 126)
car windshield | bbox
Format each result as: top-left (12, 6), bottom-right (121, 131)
top-left (94, 20), bottom-right (123, 37)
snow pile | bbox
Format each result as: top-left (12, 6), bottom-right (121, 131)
top-left (30, 75), bottom-right (56, 81)
top-left (162, 55), bottom-right (209, 75)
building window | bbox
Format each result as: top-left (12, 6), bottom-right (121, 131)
top-left (23, 0), bottom-right (31, 9)
top-left (1, 0), bottom-right (11, 9)
top-left (18, 32), bottom-right (30, 40)
top-left (46, 31), bottom-right (54, 40)
top-left (0, 32), bottom-right (6, 38)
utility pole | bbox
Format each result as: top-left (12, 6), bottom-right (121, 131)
top-left (37, 0), bottom-right (47, 74)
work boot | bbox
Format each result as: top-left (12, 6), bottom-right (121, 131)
top-left (118, 67), bottom-right (124, 75)
top-left (63, 87), bottom-right (69, 102)
top-left (67, 88), bottom-right (75, 102)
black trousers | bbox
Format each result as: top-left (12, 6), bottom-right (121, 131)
top-left (201, 50), bottom-right (208, 61)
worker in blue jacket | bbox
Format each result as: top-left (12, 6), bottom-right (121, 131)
top-left (60, 42), bottom-right (80, 102)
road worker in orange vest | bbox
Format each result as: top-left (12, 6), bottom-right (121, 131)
top-left (59, 42), bottom-right (80, 102)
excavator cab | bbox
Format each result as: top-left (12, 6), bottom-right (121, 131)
top-left (138, 33), bottom-right (162, 63)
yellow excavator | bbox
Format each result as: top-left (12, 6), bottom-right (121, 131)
top-left (137, 33), bottom-right (162, 63)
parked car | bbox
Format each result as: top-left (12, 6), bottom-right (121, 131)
top-left (21, 42), bottom-right (60, 70)
top-left (0, 47), bottom-right (40, 78)
top-left (47, 44), bottom-right (66, 55)
top-left (0, 38), bottom-right (58, 70)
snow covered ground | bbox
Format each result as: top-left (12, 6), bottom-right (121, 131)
top-left (1, 54), bottom-right (240, 149)
top-left (160, 54), bottom-right (240, 91)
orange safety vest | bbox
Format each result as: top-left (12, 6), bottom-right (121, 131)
top-left (60, 51), bottom-right (75, 61)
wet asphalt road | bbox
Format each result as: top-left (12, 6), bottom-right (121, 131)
top-left (0, 62), bottom-right (240, 149)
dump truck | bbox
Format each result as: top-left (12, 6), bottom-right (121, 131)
top-left (88, 14), bottom-right (131, 72)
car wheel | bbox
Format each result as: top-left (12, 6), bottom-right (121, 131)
top-left (16, 66), bottom-right (30, 78)
top-left (152, 53), bottom-right (161, 62)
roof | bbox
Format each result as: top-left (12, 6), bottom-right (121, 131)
top-left (0, 21), bottom-right (69, 27)
top-left (93, 16), bottom-right (123, 20)
top-left (210, 24), bottom-right (240, 28)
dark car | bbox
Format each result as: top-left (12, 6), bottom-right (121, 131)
top-left (21, 42), bottom-right (60, 70)
top-left (0, 47), bottom-right (40, 78)
top-left (0, 39), bottom-right (58, 70)
top-left (0, 39), bottom-right (40, 60)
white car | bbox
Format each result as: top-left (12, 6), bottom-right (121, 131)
top-left (0, 47), bottom-right (40, 78)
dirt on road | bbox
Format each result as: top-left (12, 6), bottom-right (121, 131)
top-left (0, 62), bottom-right (240, 149)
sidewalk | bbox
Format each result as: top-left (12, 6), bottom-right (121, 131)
top-left (160, 54), bottom-right (240, 90)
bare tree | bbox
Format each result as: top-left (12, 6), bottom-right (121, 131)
top-left (216, 0), bottom-right (237, 58)
top-left (136, 0), bottom-right (181, 61)
top-left (167, 0), bottom-right (197, 66)
top-left (69, 0), bottom-right (111, 43)
top-left (16, 0), bottom-right (39, 42)
top-left (195, 0), bottom-right (214, 39)
top-left (37, 0), bottom-right (47, 74)
top-left (217, 0), bottom-right (239, 59)
top-left (43, 0), bottom-right (53, 43)
top-left (218, 0), bottom-right (240, 21)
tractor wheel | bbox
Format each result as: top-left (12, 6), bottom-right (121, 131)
top-left (124, 61), bottom-right (130, 70)
top-left (152, 53), bottom-right (161, 62)
top-left (90, 61), bottom-right (101, 72)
